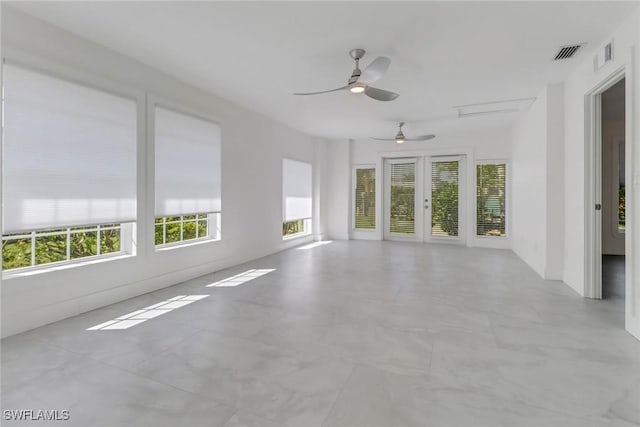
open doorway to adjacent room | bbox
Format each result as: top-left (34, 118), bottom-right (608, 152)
top-left (600, 78), bottom-right (626, 305)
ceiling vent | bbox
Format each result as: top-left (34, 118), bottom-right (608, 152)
top-left (453, 97), bottom-right (536, 118)
top-left (554, 44), bottom-right (583, 60)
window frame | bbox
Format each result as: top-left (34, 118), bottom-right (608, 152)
top-left (282, 218), bottom-right (312, 240)
top-left (149, 96), bottom-right (223, 250)
top-left (281, 157), bottom-right (313, 240)
top-left (386, 158), bottom-right (418, 237)
top-left (1, 58), bottom-right (143, 277)
top-left (616, 140), bottom-right (625, 235)
top-left (2, 222), bottom-right (135, 276)
top-left (474, 160), bottom-right (509, 239)
top-left (352, 165), bottom-right (377, 231)
top-left (154, 212), bottom-right (220, 249)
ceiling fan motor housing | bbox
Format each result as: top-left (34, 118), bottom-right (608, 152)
top-left (349, 68), bottom-right (361, 85)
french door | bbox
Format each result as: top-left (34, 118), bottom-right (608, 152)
top-left (424, 156), bottom-right (465, 243)
top-left (384, 158), bottom-right (420, 241)
top-left (384, 155), bottom-right (465, 243)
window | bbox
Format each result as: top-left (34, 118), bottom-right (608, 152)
top-left (282, 159), bottom-right (312, 237)
top-left (390, 162), bottom-right (415, 234)
top-left (154, 213), bottom-right (219, 246)
top-left (431, 160), bottom-right (460, 237)
top-left (354, 167), bottom-right (376, 229)
top-left (1, 64), bottom-right (137, 271)
top-left (2, 223), bottom-right (126, 271)
top-left (476, 163), bottom-right (506, 237)
top-left (154, 106), bottom-right (221, 246)
top-left (618, 142), bottom-right (625, 233)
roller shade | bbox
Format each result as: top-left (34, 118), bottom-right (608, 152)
top-left (2, 64), bottom-right (137, 233)
top-left (282, 158), bottom-right (312, 221)
top-left (154, 107), bottom-right (221, 217)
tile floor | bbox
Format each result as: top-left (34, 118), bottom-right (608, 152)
top-left (2, 241), bottom-right (639, 426)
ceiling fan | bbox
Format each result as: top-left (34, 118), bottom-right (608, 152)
top-left (293, 49), bottom-right (399, 101)
top-left (371, 122), bottom-right (435, 144)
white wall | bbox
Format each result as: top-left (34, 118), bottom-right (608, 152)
top-left (326, 139), bottom-right (351, 240)
top-left (545, 84), bottom-right (566, 280)
top-left (511, 84), bottom-right (565, 280)
top-left (631, 10), bottom-right (640, 340)
top-left (561, 8), bottom-right (640, 339)
top-left (1, 8), bottom-right (318, 337)
top-left (331, 127), bottom-right (512, 248)
top-left (313, 137), bottom-right (330, 241)
top-left (512, 90), bottom-right (549, 277)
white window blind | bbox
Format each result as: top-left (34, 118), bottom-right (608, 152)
top-left (354, 167), bottom-right (376, 229)
top-left (2, 64), bottom-right (137, 233)
top-left (389, 162), bottom-right (415, 234)
top-left (154, 107), bottom-right (221, 217)
top-left (431, 160), bottom-right (459, 237)
top-left (282, 159), bottom-right (312, 221)
top-left (476, 163), bottom-right (506, 237)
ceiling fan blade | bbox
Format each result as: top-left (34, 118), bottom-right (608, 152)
top-left (293, 86), bottom-right (348, 96)
top-left (406, 135), bottom-right (436, 141)
top-left (357, 56), bottom-right (391, 85)
top-left (364, 86), bottom-right (399, 101)
top-left (369, 137), bottom-right (396, 141)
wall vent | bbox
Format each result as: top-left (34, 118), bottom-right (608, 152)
top-left (594, 40), bottom-right (614, 72)
top-left (554, 44), bottom-right (582, 60)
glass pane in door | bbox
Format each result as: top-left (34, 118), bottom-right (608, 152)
top-left (390, 163), bottom-right (415, 234)
top-left (431, 160), bottom-right (459, 237)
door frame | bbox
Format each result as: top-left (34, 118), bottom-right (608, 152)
top-left (585, 66), bottom-right (626, 300)
top-left (424, 155), bottom-right (467, 244)
top-left (383, 157), bottom-right (422, 241)
top-left (381, 149), bottom-right (473, 244)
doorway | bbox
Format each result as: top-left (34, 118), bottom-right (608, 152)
top-left (384, 158), bottom-right (420, 241)
top-left (424, 156), bottom-right (465, 243)
top-left (383, 155), bottom-right (466, 244)
top-left (600, 78), bottom-right (626, 304)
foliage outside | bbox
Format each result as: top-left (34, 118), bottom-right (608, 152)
top-left (476, 164), bottom-right (506, 237)
top-left (3, 225), bottom-right (121, 271)
top-left (283, 219), bottom-right (305, 236)
top-left (430, 161), bottom-right (459, 237)
top-left (432, 181), bottom-right (459, 236)
top-left (390, 164), bottom-right (415, 234)
top-left (155, 214), bottom-right (208, 246)
top-left (619, 185), bottom-right (625, 231)
top-left (355, 168), bottom-right (376, 229)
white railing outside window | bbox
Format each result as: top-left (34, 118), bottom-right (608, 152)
top-left (2, 223), bottom-right (125, 271)
top-left (154, 212), bottom-right (219, 247)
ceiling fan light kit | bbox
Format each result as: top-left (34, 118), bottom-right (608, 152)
top-left (371, 122), bottom-right (435, 144)
top-left (295, 49), bottom-right (434, 144)
top-left (293, 48), bottom-right (399, 101)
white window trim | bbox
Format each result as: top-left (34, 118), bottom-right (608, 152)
top-left (147, 94), bottom-right (223, 254)
top-left (154, 213), bottom-right (221, 250)
top-left (282, 218), bottom-right (312, 240)
top-left (474, 160), bottom-right (510, 239)
top-left (2, 222), bottom-right (135, 279)
top-left (352, 164), bottom-right (377, 232)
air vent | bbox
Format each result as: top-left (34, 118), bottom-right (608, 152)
top-left (453, 97), bottom-right (536, 118)
top-left (554, 44), bottom-right (582, 60)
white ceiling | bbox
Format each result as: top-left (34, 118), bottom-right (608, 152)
top-left (8, 1), bottom-right (638, 140)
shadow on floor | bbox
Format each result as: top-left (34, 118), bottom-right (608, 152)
top-left (603, 255), bottom-right (625, 300)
